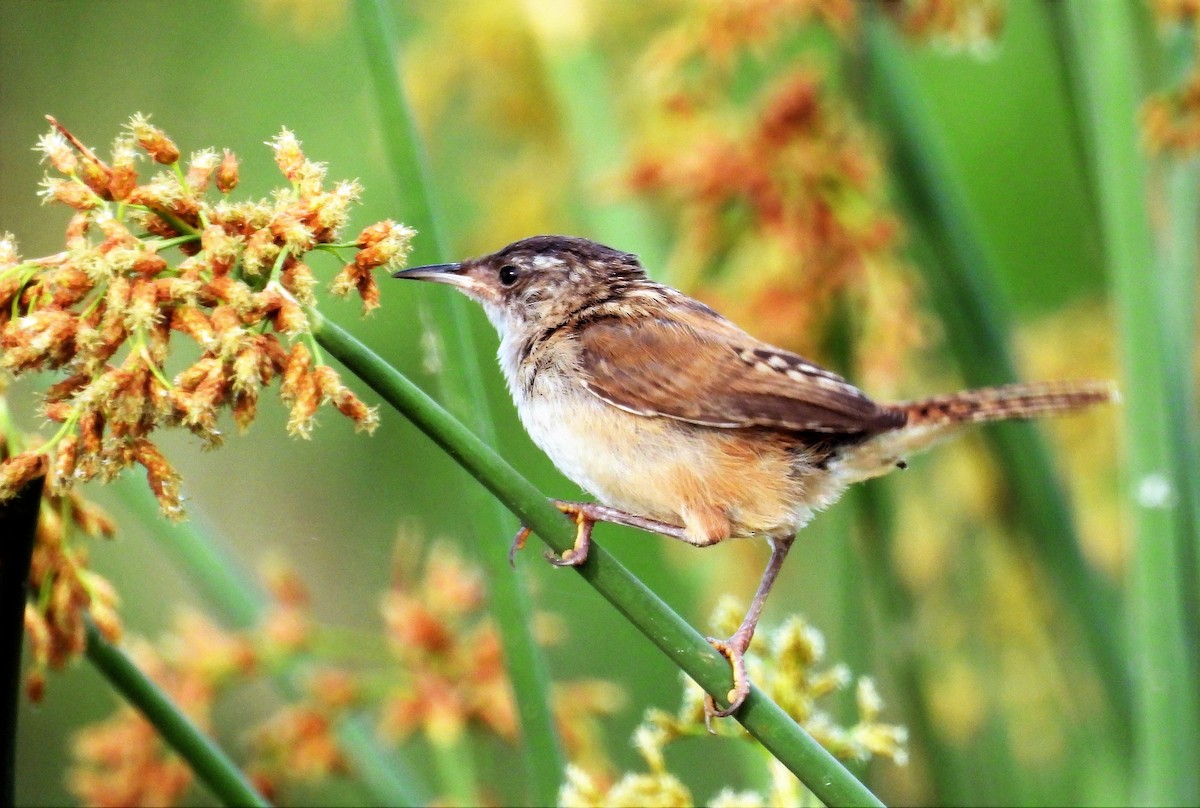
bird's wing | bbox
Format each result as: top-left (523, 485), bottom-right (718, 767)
top-left (574, 308), bottom-right (904, 434)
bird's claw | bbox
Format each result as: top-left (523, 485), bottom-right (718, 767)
top-left (509, 502), bottom-right (594, 568)
top-left (703, 636), bottom-right (750, 732)
top-left (508, 526), bottom-right (532, 568)
top-left (545, 503), bottom-right (592, 566)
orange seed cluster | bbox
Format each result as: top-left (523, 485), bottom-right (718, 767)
top-left (1, 116), bottom-right (415, 517)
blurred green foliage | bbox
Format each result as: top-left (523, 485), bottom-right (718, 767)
top-left (2, 1), bottom-right (1195, 805)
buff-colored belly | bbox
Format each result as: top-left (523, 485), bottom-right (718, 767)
top-left (516, 387), bottom-right (823, 542)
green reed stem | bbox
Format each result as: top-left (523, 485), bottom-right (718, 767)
top-left (83, 619), bottom-right (269, 807)
top-left (861, 15), bottom-right (1132, 742)
top-left (310, 310), bottom-right (884, 808)
top-left (115, 480), bottom-right (428, 807)
top-left (353, 3), bottom-right (567, 802)
top-left (1060, 6), bottom-right (1200, 803)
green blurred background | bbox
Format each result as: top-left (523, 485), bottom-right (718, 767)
top-left (1, 1), bottom-right (1194, 805)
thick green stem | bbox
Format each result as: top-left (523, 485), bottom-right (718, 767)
top-left (353, 3), bottom-right (567, 801)
top-left (861, 15), bottom-right (1132, 741)
top-left (83, 619), bottom-right (269, 807)
top-left (1, 476), bottom-right (42, 806)
top-left (115, 480), bottom-right (427, 807)
top-left (310, 311), bottom-right (884, 808)
top-left (1062, 6), bottom-right (1200, 803)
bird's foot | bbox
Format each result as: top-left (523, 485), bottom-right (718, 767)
top-left (703, 635), bottom-right (751, 733)
top-left (508, 501), bottom-right (594, 568)
top-left (544, 501), bottom-right (593, 567)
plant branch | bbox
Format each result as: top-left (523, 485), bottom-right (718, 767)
top-left (0, 476), bottom-right (43, 806)
top-left (310, 310), bottom-right (884, 808)
top-left (353, 3), bottom-right (567, 802)
top-left (860, 14), bottom-right (1132, 741)
top-left (115, 479), bottom-right (428, 807)
top-left (1059, 6), bottom-right (1200, 803)
top-left (83, 619), bottom-right (269, 807)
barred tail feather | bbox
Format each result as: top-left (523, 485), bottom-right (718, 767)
top-left (895, 380), bottom-right (1118, 427)
top-left (833, 380), bottom-right (1117, 486)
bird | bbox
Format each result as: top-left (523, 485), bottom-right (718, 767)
top-left (393, 234), bottom-right (1114, 723)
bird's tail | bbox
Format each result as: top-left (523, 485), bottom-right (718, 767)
top-left (835, 380), bottom-right (1117, 485)
top-left (895, 380), bottom-right (1119, 427)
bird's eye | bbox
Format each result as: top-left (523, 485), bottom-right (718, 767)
top-left (498, 264), bottom-right (520, 286)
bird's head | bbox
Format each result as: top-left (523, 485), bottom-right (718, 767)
top-left (392, 235), bottom-right (649, 334)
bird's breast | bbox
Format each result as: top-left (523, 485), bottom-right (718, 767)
top-left (512, 371), bottom-right (832, 539)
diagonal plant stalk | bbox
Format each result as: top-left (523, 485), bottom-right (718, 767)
top-left (353, 2), bottom-right (567, 802)
top-left (860, 14), bottom-right (1133, 742)
top-left (1059, 5), bottom-right (1200, 804)
top-left (0, 475), bottom-right (42, 806)
top-left (115, 479), bottom-right (429, 807)
top-left (309, 309), bottom-right (885, 808)
top-left (82, 619), bottom-right (270, 807)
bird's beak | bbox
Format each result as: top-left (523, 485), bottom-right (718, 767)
top-left (392, 262), bottom-right (464, 283)
top-left (393, 260), bottom-right (496, 303)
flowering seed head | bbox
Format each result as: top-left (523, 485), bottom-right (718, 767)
top-left (357, 272), bottom-right (381, 314)
top-left (312, 366), bottom-right (378, 433)
top-left (131, 439), bottom-right (183, 518)
top-left (286, 370), bottom-right (319, 439)
top-left (314, 179), bottom-right (362, 232)
top-left (233, 345), bottom-right (264, 392)
top-left (185, 149), bottom-right (220, 192)
top-left (46, 372), bottom-right (90, 403)
top-left (124, 280), bottom-right (161, 331)
top-left (202, 274), bottom-right (251, 311)
top-left (280, 261), bottom-right (317, 306)
top-left (39, 178), bottom-right (100, 211)
top-left (216, 148), bottom-right (239, 193)
top-left (353, 220), bottom-right (415, 270)
top-left (170, 306), bottom-right (216, 348)
top-left (11, 118), bottom-right (415, 535)
top-left (273, 293), bottom-right (308, 335)
top-left (269, 128), bottom-right (305, 181)
top-left (0, 451), bottom-right (49, 502)
top-left (199, 224), bottom-right (243, 275)
top-left (64, 214), bottom-right (91, 250)
top-left (96, 214), bottom-right (136, 251)
top-left (281, 342), bottom-right (312, 402)
top-left (242, 228), bottom-right (280, 276)
top-left (78, 157), bottom-right (112, 199)
top-left (101, 275), bottom-right (131, 329)
top-left (108, 137), bottom-right (140, 200)
top-left (130, 251), bottom-right (167, 277)
top-left (79, 410), bottom-right (104, 459)
top-left (329, 263), bottom-right (359, 299)
top-left (273, 214), bottom-right (316, 252)
top-left (233, 388), bottom-right (259, 433)
top-left (35, 131), bottom-right (78, 175)
top-left (0, 233), bottom-right (19, 269)
top-left (47, 266), bottom-right (93, 308)
top-left (127, 113), bottom-right (180, 165)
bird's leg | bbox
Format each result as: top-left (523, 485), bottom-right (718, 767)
top-left (508, 500), bottom-right (693, 568)
top-left (704, 534), bottom-right (795, 729)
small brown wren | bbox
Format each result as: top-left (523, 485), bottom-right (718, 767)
top-left (394, 235), bottom-right (1113, 721)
